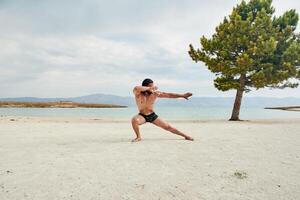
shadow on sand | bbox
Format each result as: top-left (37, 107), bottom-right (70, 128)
top-left (101, 137), bottom-right (184, 143)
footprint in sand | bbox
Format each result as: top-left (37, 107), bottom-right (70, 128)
top-left (233, 171), bottom-right (248, 179)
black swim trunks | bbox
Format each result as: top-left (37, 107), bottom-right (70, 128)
top-left (139, 112), bottom-right (158, 123)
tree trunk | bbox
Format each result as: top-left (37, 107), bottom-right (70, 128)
top-left (229, 75), bottom-right (245, 121)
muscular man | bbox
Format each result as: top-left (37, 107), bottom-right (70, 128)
top-left (131, 78), bottom-right (194, 142)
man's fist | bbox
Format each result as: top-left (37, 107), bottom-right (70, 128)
top-left (149, 86), bottom-right (158, 93)
top-left (183, 92), bottom-right (193, 100)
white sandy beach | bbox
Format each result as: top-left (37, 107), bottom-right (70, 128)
top-left (0, 116), bottom-right (299, 200)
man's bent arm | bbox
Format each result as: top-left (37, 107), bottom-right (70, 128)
top-left (133, 86), bottom-right (155, 94)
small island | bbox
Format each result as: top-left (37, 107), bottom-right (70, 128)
top-left (0, 101), bottom-right (127, 108)
top-left (264, 106), bottom-right (300, 112)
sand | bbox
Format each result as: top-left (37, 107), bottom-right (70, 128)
top-left (0, 116), bottom-right (300, 200)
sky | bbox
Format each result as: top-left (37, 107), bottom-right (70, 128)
top-left (0, 0), bottom-right (300, 98)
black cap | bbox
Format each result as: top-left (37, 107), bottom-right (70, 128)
top-left (142, 78), bottom-right (153, 86)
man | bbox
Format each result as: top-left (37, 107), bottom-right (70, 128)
top-left (131, 78), bottom-right (194, 142)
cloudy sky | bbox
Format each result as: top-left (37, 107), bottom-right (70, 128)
top-left (0, 0), bottom-right (300, 98)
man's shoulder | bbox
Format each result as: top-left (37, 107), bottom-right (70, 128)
top-left (133, 86), bottom-right (139, 91)
top-left (133, 86), bottom-right (140, 94)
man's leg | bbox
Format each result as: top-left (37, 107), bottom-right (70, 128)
top-left (152, 118), bottom-right (194, 141)
top-left (131, 114), bottom-right (146, 142)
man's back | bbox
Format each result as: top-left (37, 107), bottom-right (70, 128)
top-left (134, 89), bottom-right (158, 115)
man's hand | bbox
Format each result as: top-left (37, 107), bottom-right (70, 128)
top-left (149, 86), bottom-right (158, 93)
top-left (183, 92), bottom-right (193, 100)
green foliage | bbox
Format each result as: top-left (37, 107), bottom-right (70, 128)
top-left (189, 0), bottom-right (300, 92)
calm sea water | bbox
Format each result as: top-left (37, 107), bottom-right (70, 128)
top-left (0, 106), bottom-right (299, 120)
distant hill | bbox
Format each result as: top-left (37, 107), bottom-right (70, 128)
top-left (1, 93), bottom-right (300, 108)
top-left (0, 101), bottom-right (126, 108)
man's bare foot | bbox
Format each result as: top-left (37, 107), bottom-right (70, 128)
top-left (184, 135), bottom-right (194, 141)
top-left (131, 137), bottom-right (142, 142)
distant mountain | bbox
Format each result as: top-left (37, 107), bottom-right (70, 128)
top-left (0, 94), bottom-right (134, 106)
top-left (1, 93), bottom-right (300, 108)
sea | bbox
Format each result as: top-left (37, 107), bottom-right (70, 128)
top-left (0, 106), bottom-right (299, 120)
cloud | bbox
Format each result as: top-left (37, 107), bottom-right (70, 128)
top-left (0, 0), bottom-right (300, 98)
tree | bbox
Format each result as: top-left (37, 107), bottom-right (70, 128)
top-left (189, 0), bottom-right (300, 120)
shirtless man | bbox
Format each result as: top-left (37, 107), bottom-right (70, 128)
top-left (131, 78), bottom-right (194, 142)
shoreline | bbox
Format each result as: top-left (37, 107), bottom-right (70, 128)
top-left (265, 106), bottom-right (300, 112)
top-left (1, 115), bottom-right (300, 124)
top-left (0, 101), bottom-right (127, 108)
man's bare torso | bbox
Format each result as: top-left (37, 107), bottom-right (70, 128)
top-left (134, 92), bottom-right (159, 115)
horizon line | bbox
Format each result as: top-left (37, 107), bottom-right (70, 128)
top-left (1, 93), bottom-right (300, 99)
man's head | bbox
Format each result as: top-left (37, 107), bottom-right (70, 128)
top-left (142, 78), bottom-right (153, 87)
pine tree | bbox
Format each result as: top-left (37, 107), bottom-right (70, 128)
top-left (189, 0), bottom-right (300, 120)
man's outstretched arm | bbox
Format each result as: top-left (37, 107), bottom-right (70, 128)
top-left (156, 92), bottom-right (193, 100)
